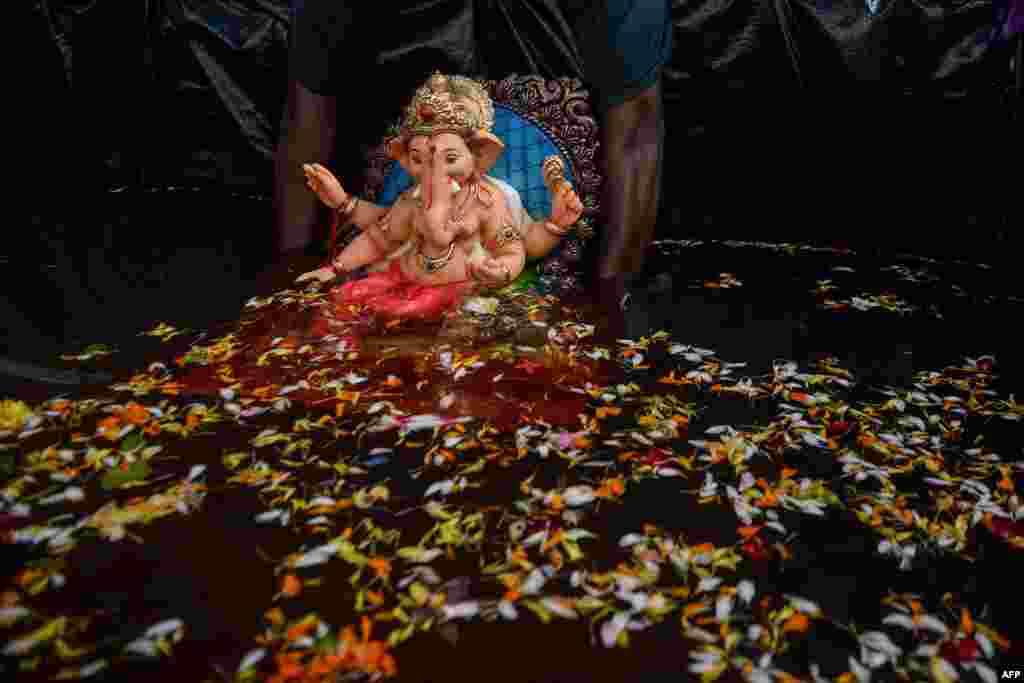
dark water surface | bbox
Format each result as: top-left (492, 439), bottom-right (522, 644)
top-left (3, 199), bottom-right (1023, 682)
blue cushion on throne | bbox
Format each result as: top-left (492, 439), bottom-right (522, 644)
top-left (377, 105), bottom-right (575, 222)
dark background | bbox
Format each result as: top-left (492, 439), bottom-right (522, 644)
top-left (10, 0), bottom-right (1023, 364)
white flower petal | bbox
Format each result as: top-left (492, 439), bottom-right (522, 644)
top-left (541, 597), bottom-right (578, 619)
top-left (688, 659), bottom-right (721, 674)
top-left (689, 650), bottom-right (722, 664)
top-left (144, 618), bottom-right (184, 640)
top-left (621, 591), bottom-right (649, 612)
top-left (563, 485), bottom-right (596, 507)
top-left (862, 650), bottom-right (888, 669)
top-left (970, 662), bottom-right (998, 683)
top-left (293, 545), bottom-right (336, 568)
top-left (74, 659), bottom-right (109, 679)
top-left (124, 639), bottom-right (159, 657)
top-left (860, 631), bottom-right (902, 657)
top-left (443, 601), bottom-right (479, 620)
top-left (975, 632), bottom-right (994, 659)
top-left (697, 577), bottom-right (722, 593)
top-left (618, 533), bottom-right (647, 548)
top-left (917, 614), bottom-right (949, 635)
top-left (684, 627), bottom-right (718, 643)
top-left (715, 595), bottom-right (734, 621)
top-left (292, 636), bottom-right (315, 649)
top-left (498, 600), bottom-right (518, 621)
top-left (931, 656), bottom-right (959, 681)
top-left (600, 612), bottom-right (630, 648)
top-left (237, 648), bottom-right (267, 672)
top-left (785, 595), bottom-right (822, 617)
top-left (521, 568), bottom-right (547, 595)
top-left (882, 613), bottom-right (916, 630)
top-left (849, 656), bottom-right (872, 683)
top-left (424, 480), bottom-right (455, 498)
top-left (255, 509), bottom-right (284, 524)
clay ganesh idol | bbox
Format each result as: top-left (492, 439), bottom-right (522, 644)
top-left (295, 73), bottom-right (583, 320)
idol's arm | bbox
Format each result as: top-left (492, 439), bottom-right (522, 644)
top-left (331, 201), bottom-right (414, 273)
top-left (474, 215), bottom-right (527, 288)
top-left (345, 199), bottom-right (391, 230)
top-left (523, 220), bottom-right (570, 261)
top-left (489, 240), bottom-right (527, 281)
top-left (522, 161), bottom-right (584, 261)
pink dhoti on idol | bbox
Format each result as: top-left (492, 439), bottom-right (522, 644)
top-left (333, 260), bottom-right (473, 320)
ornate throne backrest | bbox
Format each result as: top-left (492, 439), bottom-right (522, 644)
top-left (361, 75), bottom-right (602, 295)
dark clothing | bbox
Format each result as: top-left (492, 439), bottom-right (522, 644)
top-left (564, 1), bottom-right (673, 109)
top-left (289, 1), bottom-right (672, 120)
top-left (289, 2), bottom-right (479, 132)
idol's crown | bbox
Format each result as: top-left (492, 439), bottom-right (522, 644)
top-left (400, 72), bottom-right (495, 138)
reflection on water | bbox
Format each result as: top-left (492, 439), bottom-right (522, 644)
top-left (174, 283), bottom-right (609, 429)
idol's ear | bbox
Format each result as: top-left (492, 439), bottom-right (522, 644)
top-left (387, 137), bottom-right (414, 175)
top-left (469, 129), bottom-right (505, 177)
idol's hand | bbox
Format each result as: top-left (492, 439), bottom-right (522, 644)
top-left (549, 181), bottom-right (583, 230)
top-left (302, 163), bottom-right (348, 209)
top-left (295, 266), bottom-right (335, 285)
top-left (469, 257), bottom-right (510, 289)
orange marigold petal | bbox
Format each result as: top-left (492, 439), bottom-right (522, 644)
top-left (960, 608), bottom-right (974, 636)
top-left (98, 416), bottom-right (121, 431)
top-left (683, 602), bottom-right (708, 618)
top-left (367, 558), bottom-right (392, 577)
top-left (281, 574), bottom-right (302, 598)
top-left (121, 403), bottom-right (151, 425)
top-left (783, 613), bottom-right (810, 633)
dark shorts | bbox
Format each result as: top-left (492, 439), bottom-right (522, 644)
top-left (289, 1), bottom-right (672, 114)
top-left (567, 0), bottom-right (674, 109)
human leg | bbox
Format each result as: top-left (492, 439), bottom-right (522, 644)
top-left (571, 1), bottom-right (672, 338)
